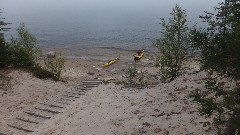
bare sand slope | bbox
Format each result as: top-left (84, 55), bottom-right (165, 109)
top-left (32, 71), bottom-right (215, 135)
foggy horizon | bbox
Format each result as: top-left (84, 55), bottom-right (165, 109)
top-left (1, 0), bottom-right (223, 49)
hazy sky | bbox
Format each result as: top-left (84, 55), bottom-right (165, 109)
top-left (2, 0), bottom-right (224, 26)
top-left (2, 0), bottom-right (223, 14)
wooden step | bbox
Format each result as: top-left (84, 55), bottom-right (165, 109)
top-left (66, 91), bottom-right (85, 95)
top-left (78, 84), bottom-right (100, 87)
top-left (23, 110), bottom-right (52, 119)
top-left (83, 84), bottom-right (100, 87)
top-left (82, 80), bottom-right (103, 83)
top-left (47, 97), bottom-right (72, 105)
top-left (82, 83), bottom-right (102, 86)
top-left (8, 121), bottom-right (35, 132)
top-left (34, 106), bottom-right (63, 114)
top-left (72, 89), bottom-right (88, 92)
top-left (38, 102), bottom-right (65, 109)
top-left (52, 100), bottom-right (71, 105)
top-left (63, 94), bottom-right (80, 98)
top-left (79, 87), bottom-right (92, 91)
top-left (16, 117), bottom-right (39, 124)
top-left (56, 97), bottom-right (75, 102)
top-left (16, 113), bottom-right (44, 124)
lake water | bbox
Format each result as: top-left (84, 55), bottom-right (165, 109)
top-left (2, 0), bottom-right (222, 50)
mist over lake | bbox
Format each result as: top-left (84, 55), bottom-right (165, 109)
top-left (2, 0), bottom-right (222, 50)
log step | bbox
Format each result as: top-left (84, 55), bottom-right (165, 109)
top-left (53, 100), bottom-right (71, 105)
top-left (16, 112), bottom-right (46, 124)
top-left (23, 110), bottom-right (52, 119)
top-left (83, 84), bottom-right (100, 87)
top-left (79, 87), bottom-right (92, 91)
top-left (46, 97), bottom-right (72, 105)
top-left (38, 102), bottom-right (65, 109)
top-left (63, 94), bottom-right (80, 98)
top-left (16, 117), bottom-right (39, 124)
top-left (82, 83), bottom-right (102, 86)
top-left (34, 106), bottom-right (62, 114)
top-left (56, 97), bottom-right (75, 102)
top-left (82, 80), bottom-right (103, 83)
top-left (8, 121), bottom-right (35, 132)
top-left (72, 89), bottom-right (88, 93)
top-left (78, 84), bottom-right (100, 87)
top-left (66, 91), bottom-right (85, 95)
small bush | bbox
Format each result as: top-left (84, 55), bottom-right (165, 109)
top-left (43, 53), bottom-right (65, 80)
top-left (123, 66), bottom-right (147, 88)
top-left (138, 69), bottom-right (146, 89)
top-left (124, 66), bottom-right (137, 85)
top-left (30, 65), bottom-right (57, 80)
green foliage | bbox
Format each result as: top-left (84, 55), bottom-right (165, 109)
top-left (190, 76), bottom-right (240, 134)
top-left (43, 53), bottom-right (65, 80)
top-left (0, 36), bottom-right (9, 67)
top-left (124, 66), bottom-right (137, 85)
top-left (0, 9), bottom-right (11, 68)
top-left (0, 22), bottom-right (64, 81)
top-left (190, 1), bottom-right (240, 134)
top-left (191, 1), bottom-right (240, 80)
top-left (123, 66), bottom-right (147, 88)
top-left (30, 65), bottom-right (57, 80)
top-left (138, 69), bottom-right (145, 89)
top-left (8, 23), bottom-right (41, 68)
top-left (153, 4), bottom-right (189, 81)
top-left (153, 55), bottom-right (161, 67)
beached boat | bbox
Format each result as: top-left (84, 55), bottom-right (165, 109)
top-left (102, 57), bottom-right (119, 67)
top-left (133, 49), bottom-right (144, 61)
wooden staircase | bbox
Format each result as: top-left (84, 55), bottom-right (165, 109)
top-left (7, 80), bottom-right (103, 133)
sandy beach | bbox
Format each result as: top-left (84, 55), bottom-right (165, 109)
top-left (0, 47), bottom-right (216, 135)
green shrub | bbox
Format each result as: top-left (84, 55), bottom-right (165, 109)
top-left (138, 69), bottom-right (145, 89)
top-left (153, 4), bottom-right (190, 82)
top-left (43, 53), bottom-right (65, 80)
top-left (8, 23), bottom-right (41, 68)
top-left (123, 66), bottom-right (147, 88)
top-left (30, 65), bottom-right (57, 80)
top-left (0, 21), bottom-right (65, 81)
top-left (124, 66), bottom-right (137, 85)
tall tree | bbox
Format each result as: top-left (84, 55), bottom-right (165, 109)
top-left (190, 0), bottom-right (240, 134)
top-left (0, 8), bottom-right (10, 67)
top-left (153, 4), bottom-right (189, 81)
top-left (0, 9), bottom-right (10, 38)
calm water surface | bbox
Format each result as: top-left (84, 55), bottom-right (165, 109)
top-left (2, 0), bottom-right (222, 50)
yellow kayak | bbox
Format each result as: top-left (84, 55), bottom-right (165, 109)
top-left (133, 49), bottom-right (144, 60)
top-left (102, 57), bottom-right (119, 67)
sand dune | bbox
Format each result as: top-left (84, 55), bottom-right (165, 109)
top-left (0, 48), bottom-right (216, 135)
